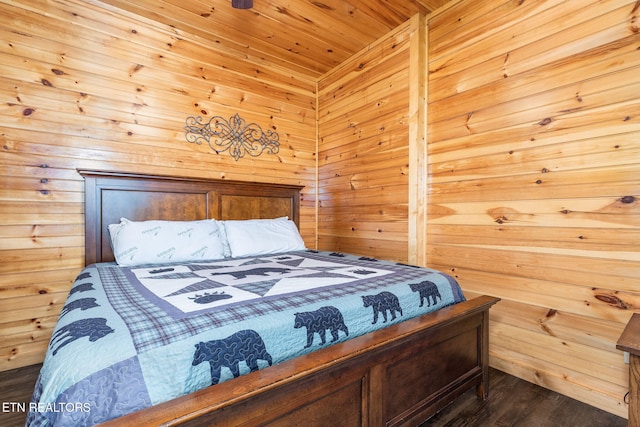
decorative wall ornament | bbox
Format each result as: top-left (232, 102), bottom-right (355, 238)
top-left (184, 113), bottom-right (280, 161)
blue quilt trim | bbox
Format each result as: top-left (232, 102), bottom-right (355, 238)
top-left (27, 357), bottom-right (150, 426)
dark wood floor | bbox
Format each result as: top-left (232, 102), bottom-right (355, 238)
top-left (423, 368), bottom-right (627, 427)
top-left (0, 363), bottom-right (41, 427)
top-left (0, 364), bottom-right (627, 427)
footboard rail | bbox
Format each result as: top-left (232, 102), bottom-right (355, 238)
top-left (100, 295), bottom-right (499, 427)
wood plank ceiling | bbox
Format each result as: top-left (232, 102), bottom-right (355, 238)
top-left (95, 0), bottom-right (451, 80)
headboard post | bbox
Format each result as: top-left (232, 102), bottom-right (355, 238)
top-left (79, 170), bottom-right (303, 266)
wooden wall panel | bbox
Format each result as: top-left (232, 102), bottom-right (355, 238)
top-left (1, 0), bottom-right (637, 420)
top-left (317, 18), bottom-right (416, 262)
top-left (427, 0), bottom-right (639, 418)
top-left (0, 0), bottom-right (316, 371)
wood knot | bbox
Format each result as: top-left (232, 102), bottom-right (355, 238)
top-left (620, 195), bottom-right (636, 204)
top-left (594, 293), bottom-right (628, 309)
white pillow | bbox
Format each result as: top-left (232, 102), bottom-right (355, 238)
top-left (108, 218), bottom-right (227, 266)
top-left (221, 217), bottom-right (306, 257)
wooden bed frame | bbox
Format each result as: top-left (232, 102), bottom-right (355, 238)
top-left (79, 169), bottom-right (499, 427)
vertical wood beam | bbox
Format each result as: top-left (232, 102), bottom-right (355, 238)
top-left (314, 80), bottom-right (319, 250)
top-left (408, 13), bottom-right (428, 266)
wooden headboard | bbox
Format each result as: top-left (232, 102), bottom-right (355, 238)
top-left (79, 170), bottom-right (303, 266)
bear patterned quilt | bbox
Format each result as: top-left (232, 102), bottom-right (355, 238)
top-left (27, 250), bottom-right (465, 426)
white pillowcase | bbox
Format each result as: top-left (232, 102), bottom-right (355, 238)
top-left (108, 218), bottom-right (227, 266)
top-left (221, 217), bottom-right (306, 257)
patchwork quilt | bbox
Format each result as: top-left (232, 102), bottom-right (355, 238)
top-left (27, 250), bottom-right (465, 426)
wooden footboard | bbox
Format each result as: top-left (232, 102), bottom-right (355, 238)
top-left (100, 295), bottom-right (499, 427)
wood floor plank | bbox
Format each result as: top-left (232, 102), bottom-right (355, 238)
top-left (423, 368), bottom-right (627, 427)
top-left (0, 363), bottom-right (40, 427)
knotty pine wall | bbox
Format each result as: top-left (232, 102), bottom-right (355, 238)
top-left (317, 18), bottom-right (418, 262)
top-left (0, 0), bottom-right (316, 371)
top-left (318, 0), bottom-right (638, 418)
top-left (426, 0), bottom-right (639, 418)
top-left (1, 0), bottom-right (638, 419)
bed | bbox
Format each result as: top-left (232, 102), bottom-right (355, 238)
top-left (27, 170), bottom-right (499, 427)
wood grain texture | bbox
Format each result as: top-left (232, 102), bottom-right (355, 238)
top-left (89, 0), bottom-right (449, 80)
top-left (427, 0), bottom-right (640, 418)
top-left (0, 0), bottom-right (637, 420)
top-left (425, 368), bottom-right (626, 427)
top-left (317, 19), bottom-right (413, 262)
top-left (0, 0), bottom-right (316, 372)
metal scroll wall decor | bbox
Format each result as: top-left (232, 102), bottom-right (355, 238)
top-left (184, 113), bottom-right (280, 161)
